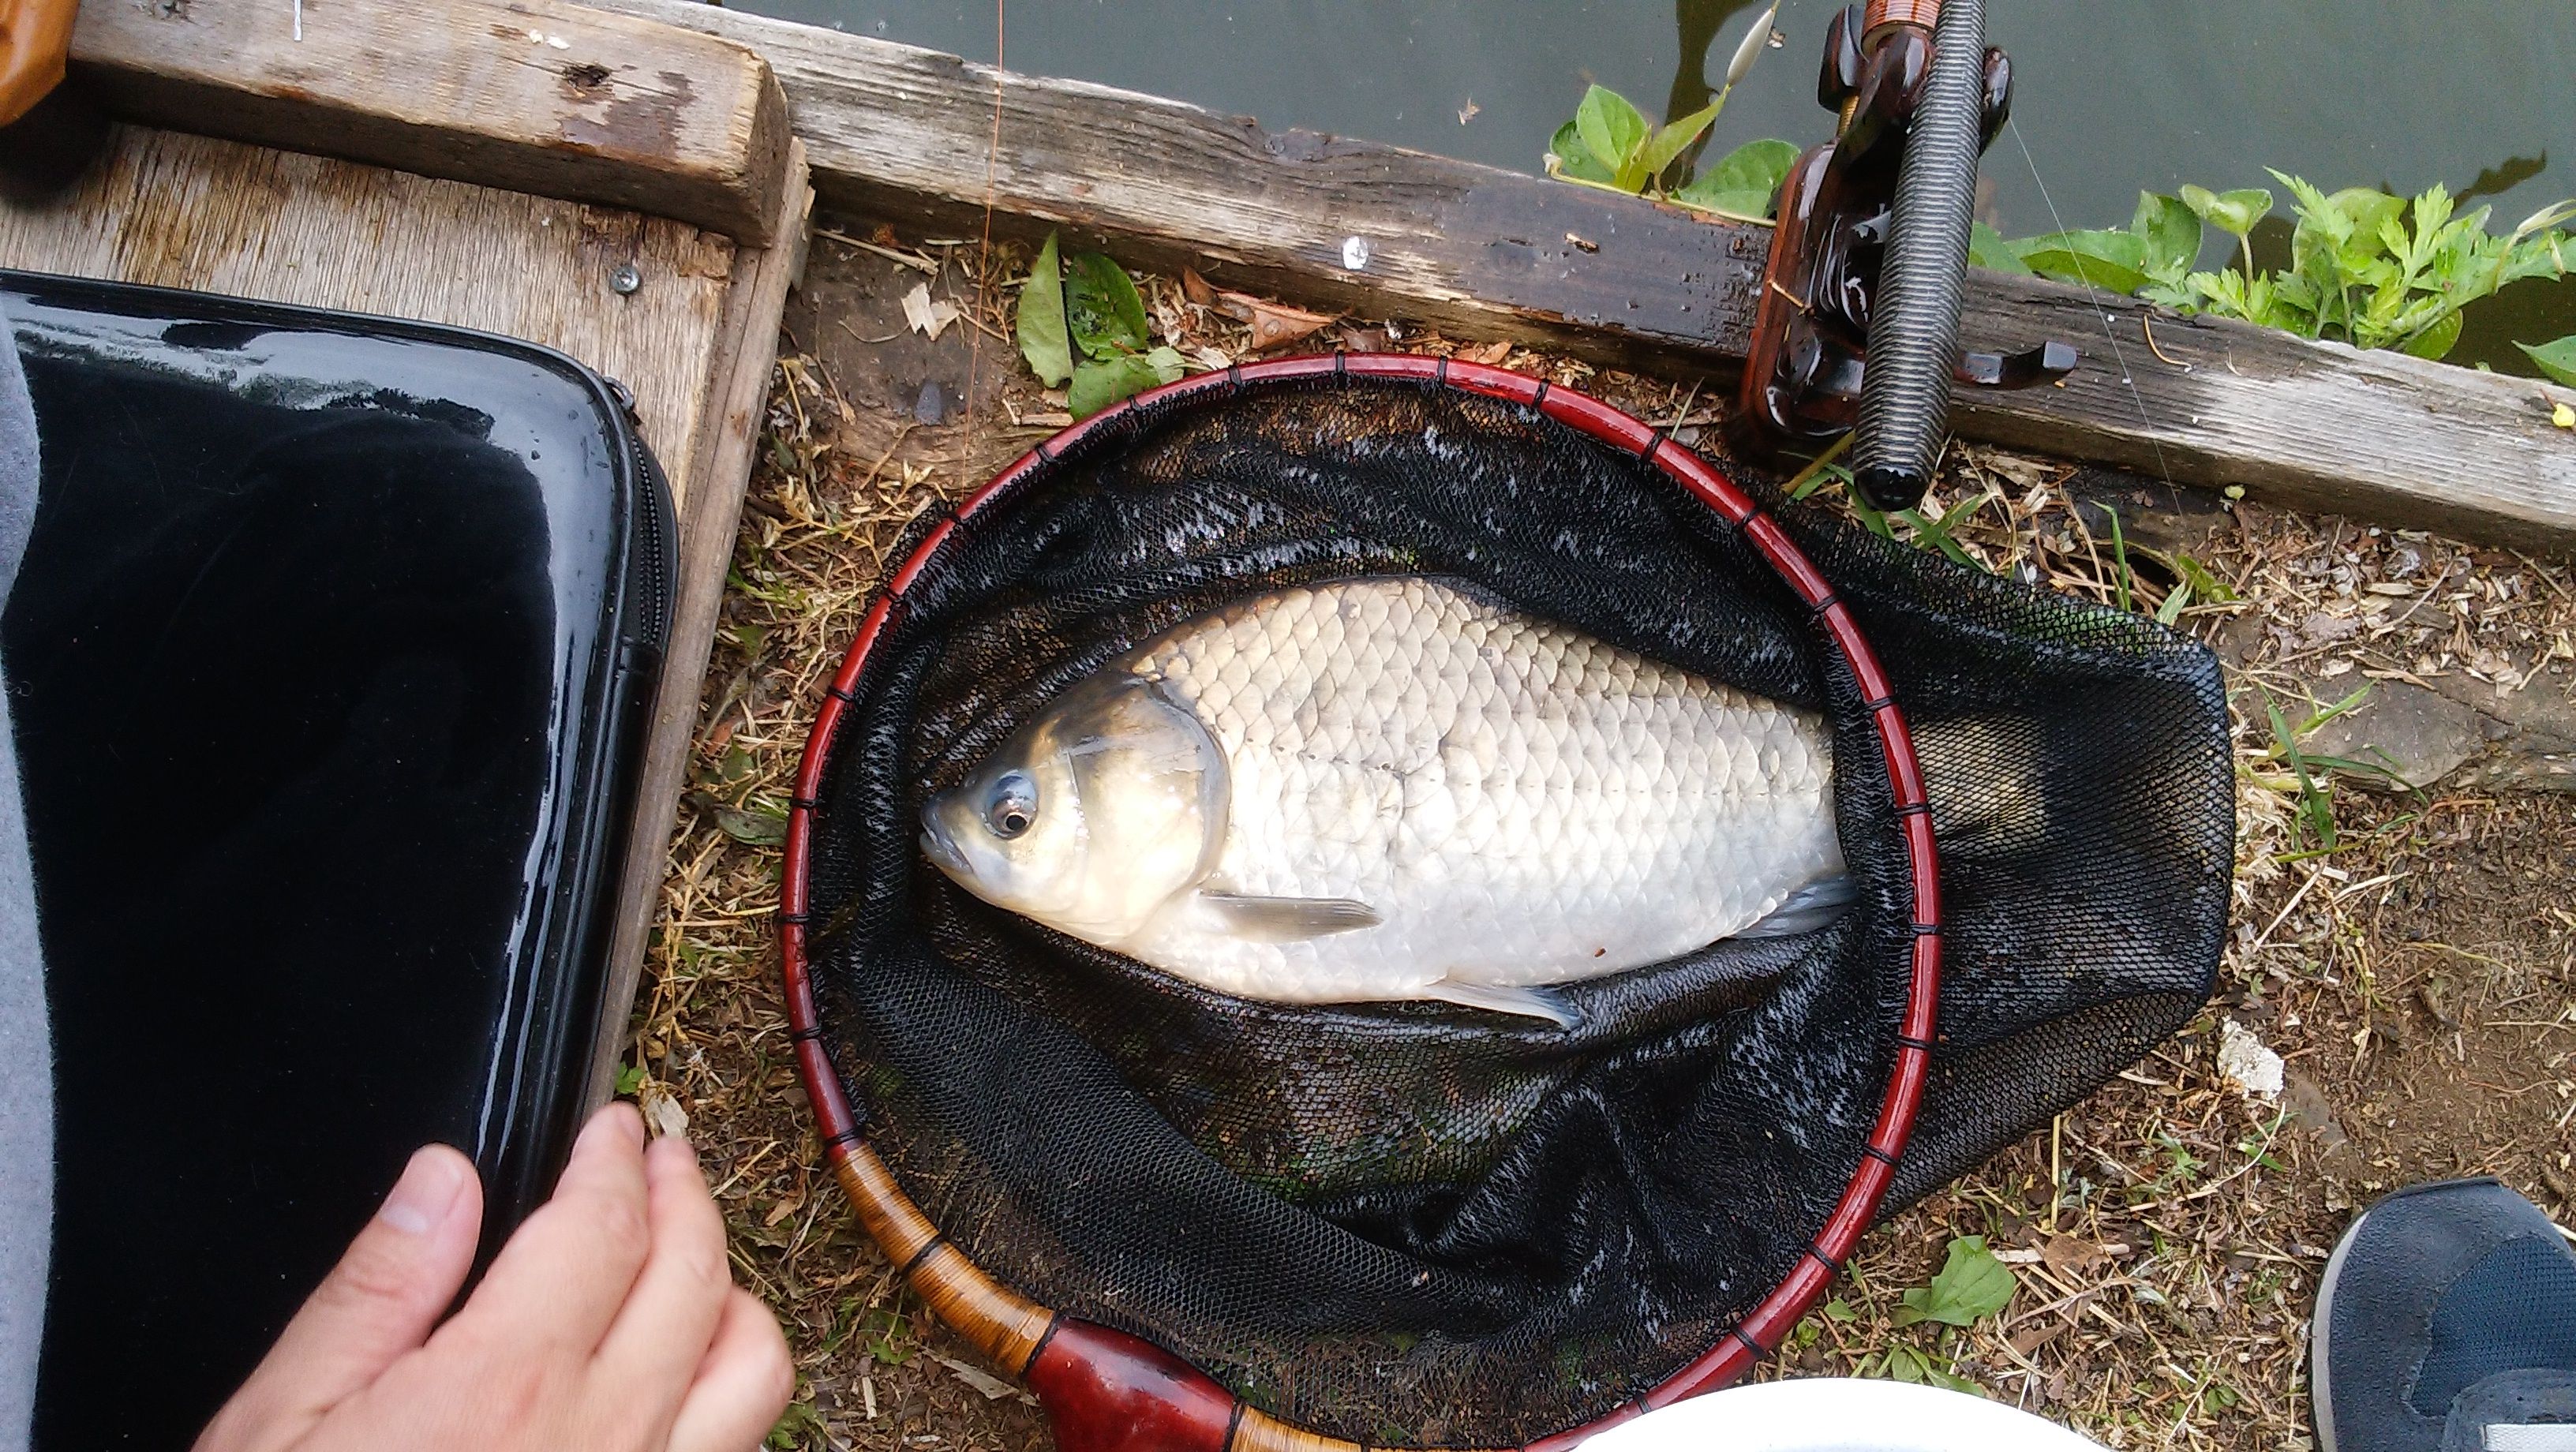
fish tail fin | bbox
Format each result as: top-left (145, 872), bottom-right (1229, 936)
top-left (1738, 872), bottom-right (1858, 940)
top-left (1422, 979), bottom-right (1582, 1029)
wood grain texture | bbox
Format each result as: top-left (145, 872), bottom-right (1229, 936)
top-left (585, 143), bottom-right (811, 1111)
top-left (586, 0), bottom-right (2576, 551)
top-left (71, 0), bottom-right (791, 242)
top-left (0, 125), bottom-right (737, 501)
top-left (577, 0), bottom-right (1768, 357)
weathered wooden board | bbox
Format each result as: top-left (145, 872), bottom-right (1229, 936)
top-left (0, 125), bottom-right (737, 495)
top-left (587, 142), bottom-right (811, 1109)
top-left (587, 0), bottom-right (2576, 552)
top-left (69, 0), bottom-right (792, 243)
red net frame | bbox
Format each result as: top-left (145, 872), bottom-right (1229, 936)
top-left (777, 355), bottom-right (1942, 1452)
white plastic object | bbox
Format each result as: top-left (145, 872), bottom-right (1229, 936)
top-left (1580, 1379), bottom-right (2108, 1452)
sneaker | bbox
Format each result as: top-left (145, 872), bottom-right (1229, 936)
top-left (2313, 1177), bottom-right (2576, 1452)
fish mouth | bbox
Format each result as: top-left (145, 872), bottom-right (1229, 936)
top-left (918, 810), bottom-right (969, 876)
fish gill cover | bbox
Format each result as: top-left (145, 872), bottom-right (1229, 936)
top-left (799, 374), bottom-right (2230, 1447)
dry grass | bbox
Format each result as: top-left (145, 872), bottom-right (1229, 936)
top-left (632, 225), bottom-right (2576, 1452)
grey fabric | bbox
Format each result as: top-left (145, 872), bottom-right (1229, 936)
top-left (0, 305), bottom-right (51, 1452)
top-left (2316, 1178), bottom-right (2576, 1452)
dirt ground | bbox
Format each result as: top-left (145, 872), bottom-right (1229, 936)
top-left (628, 219), bottom-right (2576, 1452)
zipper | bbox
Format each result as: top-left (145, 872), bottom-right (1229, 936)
top-left (605, 376), bottom-right (676, 652)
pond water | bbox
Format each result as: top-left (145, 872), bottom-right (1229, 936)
top-left (743, 0), bottom-right (2576, 376)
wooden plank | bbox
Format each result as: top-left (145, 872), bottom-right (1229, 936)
top-left (0, 125), bottom-right (736, 499)
top-left (584, 142), bottom-right (812, 1110)
top-left (69, 0), bottom-right (792, 243)
top-left (579, 0), bottom-right (1764, 364)
top-left (588, 0), bottom-right (2576, 552)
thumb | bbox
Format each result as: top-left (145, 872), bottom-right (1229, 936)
top-left (196, 1146), bottom-right (483, 1452)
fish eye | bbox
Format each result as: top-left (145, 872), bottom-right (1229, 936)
top-left (984, 770), bottom-right (1037, 839)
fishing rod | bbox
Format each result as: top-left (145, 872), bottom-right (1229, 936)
top-left (1732, 0), bottom-right (2073, 512)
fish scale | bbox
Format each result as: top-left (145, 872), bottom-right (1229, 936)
top-left (1114, 577), bottom-right (1844, 1009)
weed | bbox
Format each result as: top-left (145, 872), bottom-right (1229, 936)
top-left (1978, 180), bottom-right (2574, 373)
top-left (1014, 232), bottom-right (1185, 418)
top-left (1542, 5), bottom-right (1799, 219)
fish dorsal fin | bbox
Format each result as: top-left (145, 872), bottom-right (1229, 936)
top-left (1196, 892), bottom-right (1381, 943)
top-left (1421, 980), bottom-right (1582, 1029)
top-left (1735, 872), bottom-right (1857, 939)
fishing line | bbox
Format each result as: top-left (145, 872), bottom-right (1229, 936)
top-left (966, 0), bottom-right (1005, 457)
top-left (2005, 114), bottom-right (2177, 489)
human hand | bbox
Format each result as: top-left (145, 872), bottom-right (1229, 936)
top-left (197, 1102), bottom-right (794, 1452)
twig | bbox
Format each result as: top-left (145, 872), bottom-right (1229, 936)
top-left (816, 229), bottom-right (940, 274)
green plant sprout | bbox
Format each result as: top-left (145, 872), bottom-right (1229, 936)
top-left (1839, 1236), bottom-right (2016, 1396)
top-left (1015, 232), bottom-right (1189, 419)
top-left (1543, 3), bottom-right (1803, 220)
top-left (1976, 179), bottom-right (2574, 372)
top-left (2243, 685), bottom-right (2413, 862)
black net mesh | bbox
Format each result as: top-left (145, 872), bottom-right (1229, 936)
top-left (802, 376), bottom-right (2230, 1447)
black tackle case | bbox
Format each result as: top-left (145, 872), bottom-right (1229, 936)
top-left (2, 272), bottom-right (676, 1447)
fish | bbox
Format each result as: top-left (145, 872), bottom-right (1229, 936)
top-left (919, 576), bottom-right (1848, 1027)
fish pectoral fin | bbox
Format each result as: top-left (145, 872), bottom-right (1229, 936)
top-left (1421, 980), bottom-right (1582, 1030)
top-left (1737, 872), bottom-right (1859, 940)
top-left (1195, 892), bottom-right (1382, 943)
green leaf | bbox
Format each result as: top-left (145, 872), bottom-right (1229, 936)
top-left (1068, 346), bottom-right (1187, 419)
top-left (1548, 119), bottom-right (1615, 184)
top-left (1015, 232), bottom-right (1074, 387)
top-left (1670, 137), bottom-right (1800, 218)
top-left (2500, 229), bottom-right (2570, 287)
top-left (1065, 251), bottom-right (1151, 359)
top-left (2399, 309), bottom-right (2464, 361)
top-left (2325, 187), bottom-right (2406, 267)
top-left (614, 1064), bottom-right (647, 1098)
top-left (1638, 98), bottom-right (1724, 185)
top-left (767, 1398), bottom-right (826, 1450)
top-left (1574, 85), bottom-right (1650, 193)
top-left (2130, 191), bottom-right (2203, 276)
top-left (2012, 228), bottom-right (2152, 295)
top-left (1893, 1235), bottom-right (2016, 1328)
top-left (711, 803), bottom-right (788, 847)
top-left (2181, 184), bottom-right (2274, 240)
top-left (2520, 336), bottom-right (2576, 387)
top-left (1969, 221), bottom-right (2032, 274)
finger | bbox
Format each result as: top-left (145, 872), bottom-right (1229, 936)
top-left (587, 1135), bottom-right (734, 1435)
top-left (663, 1289), bottom-right (796, 1452)
top-left (445, 1102), bottom-right (651, 1355)
top-left (195, 1145), bottom-right (481, 1452)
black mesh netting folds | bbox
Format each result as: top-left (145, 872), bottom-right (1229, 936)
top-left (799, 375), bottom-right (2231, 1447)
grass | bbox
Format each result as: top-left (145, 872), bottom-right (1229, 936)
top-left (643, 224), bottom-right (2576, 1452)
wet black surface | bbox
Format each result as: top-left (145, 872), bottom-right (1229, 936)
top-left (2, 274), bottom-right (672, 1449)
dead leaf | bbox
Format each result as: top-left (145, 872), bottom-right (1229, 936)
top-left (2009, 1319), bottom-right (2069, 1357)
top-left (1462, 339), bottom-right (1515, 366)
top-left (1457, 98), bottom-right (1481, 125)
top-left (932, 1353), bottom-right (1035, 1405)
top-left (1181, 268), bottom-right (1217, 308)
top-left (900, 282), bottom-right (960, 341)
top-left (1339, 325), bottom-right (1392, 354)
top-left (1218, 293), bottom-right (1336, 350)
top-left (638, 1082), bottom-right (689, 1140)
top-left (2039, 1234), bottom-right (2110, 1277)
top-left (1190, 345), bottom-right (1235, 372)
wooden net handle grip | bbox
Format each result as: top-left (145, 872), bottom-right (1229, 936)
top-left (1863, 0), bottom-right (1940, 43)
top-left (0, 0), bottom-right (77, 126)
